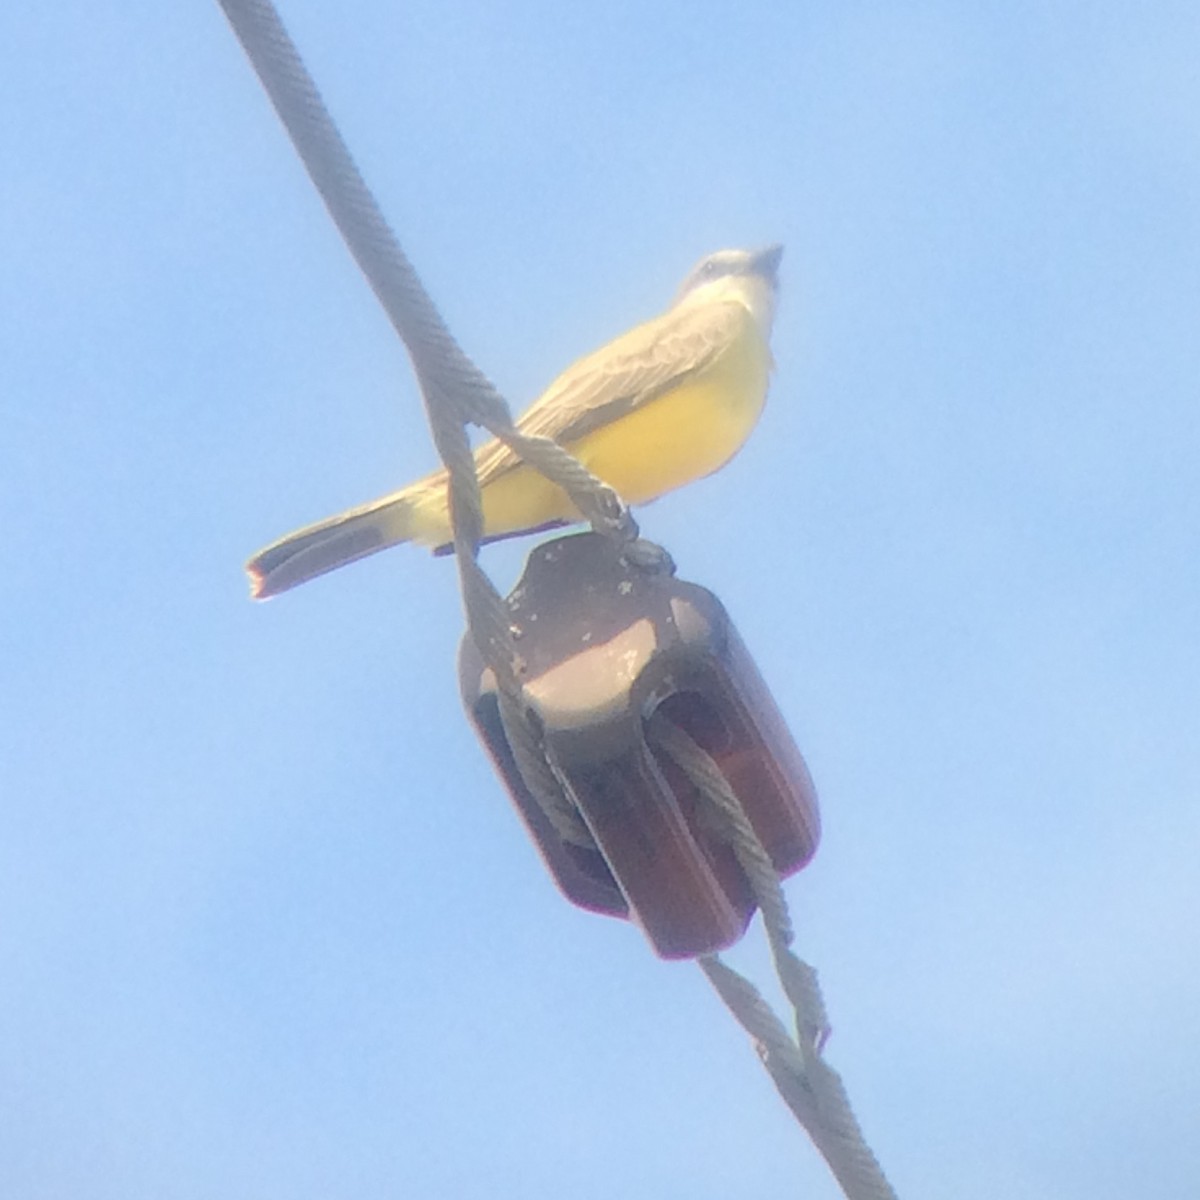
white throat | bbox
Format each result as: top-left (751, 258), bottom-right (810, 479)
top-left (679, 273), bottom-right (778, 336)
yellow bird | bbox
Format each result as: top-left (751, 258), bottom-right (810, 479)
top-left (247, 244), bottom-right (782, 599)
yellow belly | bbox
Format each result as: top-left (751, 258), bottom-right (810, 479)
top-left (409, 311), bottom-right (771, 546)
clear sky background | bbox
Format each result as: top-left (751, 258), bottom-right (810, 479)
top-left (2, 2), bottom-right (1197, 1197)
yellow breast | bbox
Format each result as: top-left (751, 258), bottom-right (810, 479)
top-left (477, 311), bottom-right (769, 538)
top-left (569, 310), bottom-right (771, 506)
top-left (406, 304), bottom-right (772, 546)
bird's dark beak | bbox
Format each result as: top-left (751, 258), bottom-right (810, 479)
top-left (752, 243), bottom-right (784, 282)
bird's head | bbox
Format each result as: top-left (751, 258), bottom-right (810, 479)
top-left (673, 244), bottom-right (783, 330)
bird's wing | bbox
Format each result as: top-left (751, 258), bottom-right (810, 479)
top-left (470, 299), bottom-right (750, 487)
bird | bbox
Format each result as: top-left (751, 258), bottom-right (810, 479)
top-left (246, 244), bottom-right (783, 599)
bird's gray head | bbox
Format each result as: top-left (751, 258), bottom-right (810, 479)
top-left (673, 244), bottom-right (783, 331)
top-left (675, 244), bottom-right (783, 303)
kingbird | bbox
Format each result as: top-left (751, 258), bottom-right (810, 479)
top-left (247, 244), bottom-right (782, 599)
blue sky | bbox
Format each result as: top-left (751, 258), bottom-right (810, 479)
top-left (2, 2), bottom-right (1198, 1197)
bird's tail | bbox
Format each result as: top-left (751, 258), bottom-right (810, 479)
top-left (246, 485), bottom-right (429, 600)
